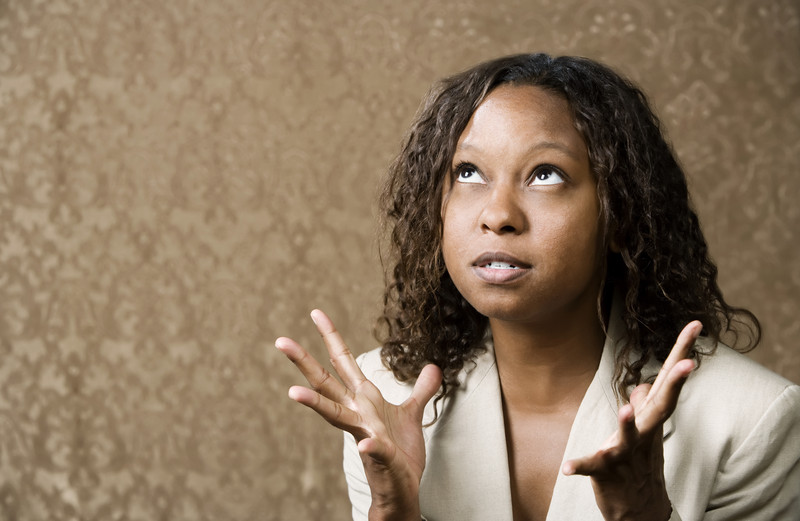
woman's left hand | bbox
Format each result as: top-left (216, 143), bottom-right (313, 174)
top-left (562, 320), bottom-right (702, 521)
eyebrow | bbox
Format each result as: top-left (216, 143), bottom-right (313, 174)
top-left (456, 140), bottom-right (583, 162)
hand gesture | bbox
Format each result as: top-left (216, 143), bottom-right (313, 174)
top-left (562, 321), bottom-right (702, 521)
top-left (275, 309), bottom-right (442, 520)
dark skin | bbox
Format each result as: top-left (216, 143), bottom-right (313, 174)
top-left (442, 85), bottom-right (608, 520)
top-left (277, 86), bottom-right (699, 520)
top-left (495, 318), bottom-right (605, 521)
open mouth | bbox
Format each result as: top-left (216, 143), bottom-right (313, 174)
top-left (482, 261), bottom-right (521, 270)
top-left (472, 252), bottom-right (531, 270)
top-left (471, 252), bottom-right (531, 283)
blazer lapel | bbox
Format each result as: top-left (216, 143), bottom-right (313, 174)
top-left (417, 295), bottom-right (674, 520)
top-left (546, 327), bottom-right (621, 520)
top-left (546, 301), bottom-right (674, 520)
top-left (419, 343), bottom-right (513, 521)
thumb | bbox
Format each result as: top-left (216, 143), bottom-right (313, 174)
top-left (406, 364), bottom-right (442, 418)
top-left (358, 436), bottom-right (396, 466)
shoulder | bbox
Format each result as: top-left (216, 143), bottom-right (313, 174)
top-left (356, 344), bottom-right (497, 421)
top-left (665, 341), bottom-right (800, 518)
top-left (668, 339), bottom-right (800, 464)
top-left (684, 340), bottom-right (797, 409)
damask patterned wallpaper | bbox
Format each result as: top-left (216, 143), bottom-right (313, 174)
top-left (0, 0), bottom-right (797, 519)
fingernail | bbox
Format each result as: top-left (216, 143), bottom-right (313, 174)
top-left (310, 310), bottom-right (320, 325)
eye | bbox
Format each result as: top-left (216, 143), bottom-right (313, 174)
top-left (454, 163), bottom-right (485, 184)
top-left (529, 165), bottom-right (565, 186)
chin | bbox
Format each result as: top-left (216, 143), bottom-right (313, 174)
top-left (469, 296), bottom-right (549, 324)
top-left (467, 288), bottom-right (600, 327)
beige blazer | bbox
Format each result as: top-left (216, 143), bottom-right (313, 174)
top-left (343, 311), bottom-right (800, 520)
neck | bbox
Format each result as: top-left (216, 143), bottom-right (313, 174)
top-left (490, 307), bottom-right (606, 413)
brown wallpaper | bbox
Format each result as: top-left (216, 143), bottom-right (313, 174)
top-left (0, 0), bottom-right (798, 519)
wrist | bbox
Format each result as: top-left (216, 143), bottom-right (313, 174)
top-left (368, 503), bottom-right (421, 521)
top-left (366, 471), bottom-right (421, 521)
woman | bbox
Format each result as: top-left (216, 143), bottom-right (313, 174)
top-left (276, 54), bottom-right (800, 520)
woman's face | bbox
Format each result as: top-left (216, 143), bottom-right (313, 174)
top-left (441, 84), bottom-right (605, 326)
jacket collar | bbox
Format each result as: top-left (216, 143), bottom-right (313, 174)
top-left (419, 297), bottom-right (672, 520)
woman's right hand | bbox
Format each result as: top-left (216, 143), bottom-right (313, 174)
top-left (275, 309), bottom-right (442, 521)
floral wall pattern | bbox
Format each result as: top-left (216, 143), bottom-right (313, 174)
top-left (0, 0), bottom-right (798, 519)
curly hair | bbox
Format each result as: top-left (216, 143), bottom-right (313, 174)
top-left (375, 53), bottom-right (760, 403)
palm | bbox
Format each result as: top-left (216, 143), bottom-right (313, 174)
top-left (563, 321), bottom-right (702, 521)
top-left (276, 309), bottom-right (441, 505)
top-left (352, 383), bottom-right (429, 482)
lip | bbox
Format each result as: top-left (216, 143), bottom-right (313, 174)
top-left (471, 251), bottom-right (532, 269)
top-left (471, 251), bottom-right (532, 284)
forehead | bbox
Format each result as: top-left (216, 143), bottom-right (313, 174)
top-left (456, 84), bottom-right (586, 160)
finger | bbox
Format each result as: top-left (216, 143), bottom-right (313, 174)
top-left (562, 450), bottom-right (610, 477)
top-left (275, 336), bottom-right (350, 402)
top-left (311, 309), bottom-right (368, 391)
top-left (287, 385), bottom-right (364, 433)
top-left (630, 383), bottom-right (651, 411)
top-left (649, 321), bottom-right (702, 398)
top-left (637, 357), bottom-right (695, 430)
top-left (405, 364), bottom-right (443, 419)
top-left (616, 403), bottom-right (638, 452)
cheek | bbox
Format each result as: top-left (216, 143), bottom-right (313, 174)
top-left (441, 196), bottom-right (472, 254)
top-left (540, 197), bottom-right (602, 260)
top-left (441, 219), bottom-right (482, 290)
top-left (441, 213), bottom-right (466, 266)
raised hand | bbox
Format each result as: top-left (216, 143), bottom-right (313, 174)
top-left (275, 309), bottom-right (442, 521)
top-left (562, 321), bottom-right (702, 521)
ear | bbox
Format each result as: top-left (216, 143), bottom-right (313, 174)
top-left (609, 237), bottom-right (621, 253)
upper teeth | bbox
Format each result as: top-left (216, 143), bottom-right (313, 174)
top-left (486, 262), bottom-right (518, 269)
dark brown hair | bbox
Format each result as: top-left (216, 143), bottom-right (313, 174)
top-left (376, 53), bottom-right (760, 402)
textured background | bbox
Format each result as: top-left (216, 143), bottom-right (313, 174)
top-left (0, 0), bottom-right (798, 519)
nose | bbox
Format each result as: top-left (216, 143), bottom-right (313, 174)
top-left (480, 184), bottom-right (526, 234)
